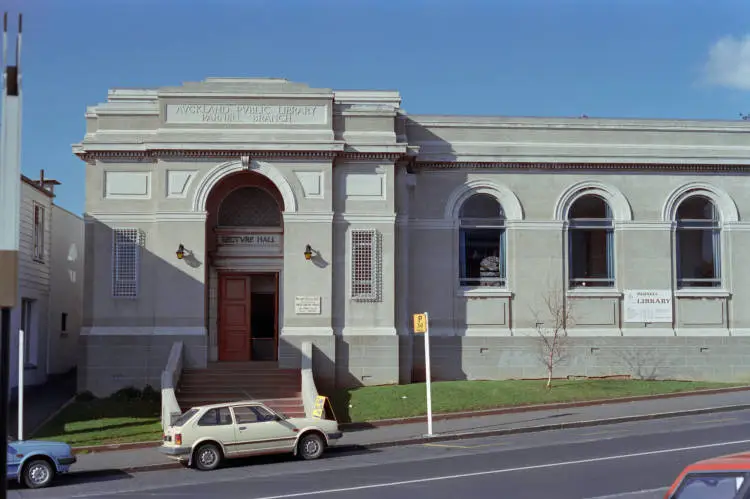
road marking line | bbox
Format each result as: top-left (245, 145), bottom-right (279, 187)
top-left (583, 487), bottom-right (668, 499)
top-left (695, 418), bottom-right (737, 424)
top-left (247, 438), bottom-right (750, 499)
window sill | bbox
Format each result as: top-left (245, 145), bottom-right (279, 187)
top-left (674, 289), bottom-right (731, 298)
top-left (567, 289), bottom-right (622, 298)
top-left (457, 288), bottom-right (513, 298)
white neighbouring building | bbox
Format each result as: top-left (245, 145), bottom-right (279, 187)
top-left (9, 173), bottom-right (84, 394)
top-left (73, 77), bottom-right (750, 396)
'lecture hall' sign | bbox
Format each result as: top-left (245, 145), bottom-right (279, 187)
top-left (216, 234), bottom-right (281, 255)
top-left (623, 289), bottom-right (673, 323)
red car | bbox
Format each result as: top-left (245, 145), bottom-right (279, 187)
top-left (665, 452), bottom-right (750, 498)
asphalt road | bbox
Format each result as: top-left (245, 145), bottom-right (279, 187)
top-left (12, 408), bottom-right (750, 499)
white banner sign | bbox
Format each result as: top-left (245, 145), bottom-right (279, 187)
top-left (623, 289), bottom-right (673, 323)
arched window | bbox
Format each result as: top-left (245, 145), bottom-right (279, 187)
top-left (676, 195), bottom-right (720, 288)
top-left (459, 193), bottom-right (506, 287)
top-left (218, 187), bottom-right (282, 227)
top-left (568, 195), bottom-right (614, 288)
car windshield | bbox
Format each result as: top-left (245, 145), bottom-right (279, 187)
top-left (172, 408), bottom-right (199, 427)
top-left (673, 472), bottom-right (749, 498)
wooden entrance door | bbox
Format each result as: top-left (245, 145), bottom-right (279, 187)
top-left (218, 274), bottom-right (251, 361)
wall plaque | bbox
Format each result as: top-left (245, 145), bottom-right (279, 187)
top-left (295, 296), bottom-right (321, 315)
top-left (166, 104), bottom-right (327, 125)
top-left (623, 289), bottom-right (673, 323)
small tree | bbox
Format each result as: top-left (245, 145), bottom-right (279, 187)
top-left (532, 287), bottom-right (575, 390)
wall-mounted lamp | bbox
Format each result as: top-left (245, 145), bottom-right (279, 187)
top-left (304, 244), bottom-right (313, 261)
top-left (176, 243), bottom-right (186, 260)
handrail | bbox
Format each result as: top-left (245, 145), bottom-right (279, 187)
top-left (160, 341), bottom-right (184, 432)
top-left (300, 341), bottom-right (319, 418)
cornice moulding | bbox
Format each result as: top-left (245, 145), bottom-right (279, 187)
top-left (415, 161), bottom-right (750, 171)
top-left (407, 115), bottom-right (750, 133)
top-left (334, 214), bottom-right (397, 224)
top-left (156, 92), bottom-right (333, 99)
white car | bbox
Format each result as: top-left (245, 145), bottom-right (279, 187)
top-left (159, 400), bottom-right (342, 470)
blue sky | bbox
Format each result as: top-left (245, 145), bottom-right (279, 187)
top-left (3, 0), bottom-right (750, 215)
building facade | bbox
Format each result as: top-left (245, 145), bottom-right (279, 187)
top-left (9, 173), bottom-right (84, 394)
top-left (74, 77), bottom-right (750, 396)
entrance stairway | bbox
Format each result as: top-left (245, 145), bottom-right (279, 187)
top-left (176, 362), bottom-right (305, 418)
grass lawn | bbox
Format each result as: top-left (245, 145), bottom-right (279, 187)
top-left (32, 388), bottom-right (162, 448)
top-left (330, 379), bottom-right (742, 423)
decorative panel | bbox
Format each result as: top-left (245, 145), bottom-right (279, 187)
top-left (295, 171), bottom-right (324, 199)
top-left (345, 173), bottom-right (386, 199)
top-left (166, 170), bottom-right (197, 198)
top-left (104, 172), bottom-right (151, 199)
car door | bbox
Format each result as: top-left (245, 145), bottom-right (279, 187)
top-left (194, 407), bottom-right (239, 457)
top-left (6, 442), bottom-right (20, 479)
top-left (231, 404), bottom-right (298, 454)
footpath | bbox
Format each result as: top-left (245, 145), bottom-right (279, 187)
top-left (70, 388), bottom-right (750, 475)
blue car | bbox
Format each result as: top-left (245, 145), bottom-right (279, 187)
top-left (6, 437), bottom-right (77, 489)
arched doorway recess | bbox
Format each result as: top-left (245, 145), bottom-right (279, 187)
top-left (205, 171), bottom-right (285, 362)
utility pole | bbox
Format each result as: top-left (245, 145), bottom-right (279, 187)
top-left (0, 11), bottom-right (23, 499)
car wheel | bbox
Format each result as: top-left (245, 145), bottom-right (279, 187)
top-left (298, 433), bottom-right (325, 460)
top-left (193, 443), bottom-right (222, 471)
top-left (23, 459), bottom-right (55, 489)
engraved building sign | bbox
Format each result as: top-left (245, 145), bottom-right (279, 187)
top-left (166, 104), bottom-right (327, 125)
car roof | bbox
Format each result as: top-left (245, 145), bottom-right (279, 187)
top-left (681, 451), bottom-right (750, 472)
top-left (190, 400), bottom-right (267, 411)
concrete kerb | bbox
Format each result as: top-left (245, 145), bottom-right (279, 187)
top-left (84, 402), bottom-right (750, 475)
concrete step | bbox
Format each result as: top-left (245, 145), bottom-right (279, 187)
top-left (185, 363), bottom-right (297, 373)
top-left (179, 376), bottom-right (300, 384)
top-left (180, 376), bottom-right (300, 384)
top-left (177, 382), bottom-right (302, 392)
top-left (177, 383), bottom-right (302, 393)
top-left (181, 373), bottom-right (300, 380)
top-left (177, 397), bottom-right (305, 417)
top-left (176, 394), bottom-right (303, 404)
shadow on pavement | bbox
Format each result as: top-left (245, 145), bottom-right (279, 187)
top-left (451, 411), bottom-right (576, 433)
top-left (217, 444), bottom-right (379, 470)
top-left (7, 469), bottom-right (134, 490)
top-left (341, 411), bottom-right (576, 433)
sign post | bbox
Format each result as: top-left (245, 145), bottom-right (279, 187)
top-left (413, 312), bottom-right (433, 437)
top-left (0, 12), bottom-right (23, 499)
top-left (17, 329), bottom-right (23, 440)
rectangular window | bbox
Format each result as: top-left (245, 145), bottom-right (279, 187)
top-left (677, 226), bottom-right (721, 288)
top-left (351, 229), bottom-right (381, 302)
top-left (112, 228), bottom-right (143, 298)
top-left (33, 203), bottom-right (45, 262)
top-left (569, 227), bottom-right (614, 288)
top-left (21, 298), bottom-right (35, 366)
top-left (459, 228), bottom-right (506, 287)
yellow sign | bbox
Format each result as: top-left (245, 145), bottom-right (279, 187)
top-left (312, 395), bottom-right (327, 419)
top-left (413, 313), bottom-right (427, 334)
